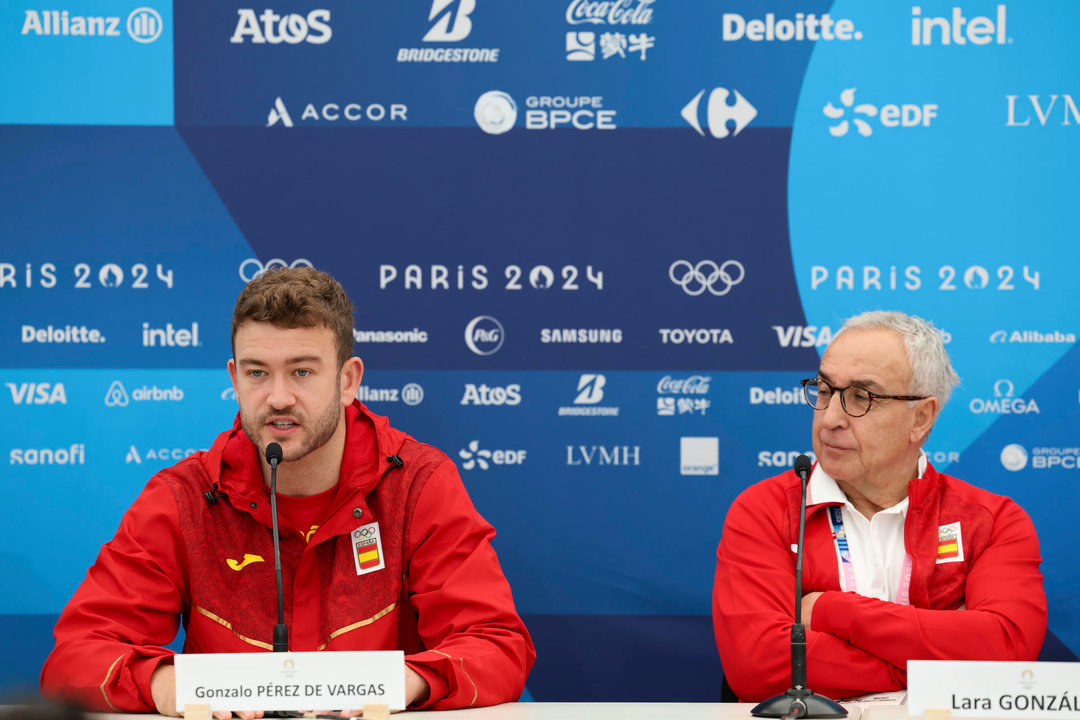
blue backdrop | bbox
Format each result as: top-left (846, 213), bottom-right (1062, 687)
top-left (2, 0), bottom-right (1078, 702)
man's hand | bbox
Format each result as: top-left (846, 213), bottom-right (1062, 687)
top-left (405, 666), bottom-right (430, 707)
top-left (800, 591), bottom-right (823, 631)
top-left (151, 664), bottom-right (264, 720)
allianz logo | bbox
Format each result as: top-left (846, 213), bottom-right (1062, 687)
top-left (750, 386), bottom-right (802, 406)
top-left (21, 8), bottom-right (162, 43)
top-left (105, 380), bottom-right (184, 407)
top-left (722, 12), bottom-right (861, 42)
top-left (6, 381), bottom-right (66, 405)
top-left (969, 379), bottom-right (1039, 415)
top-left (912, 5), bottom-right (1008, 46)
top-left (231, 9), bottom-right (331, 44)
top-left (358, 383), bottom-right (424, 406)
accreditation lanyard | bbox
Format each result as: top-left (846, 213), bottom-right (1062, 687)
top-left (828, 505), bottom-right (913, 605)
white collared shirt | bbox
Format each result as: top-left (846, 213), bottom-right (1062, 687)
top-left (806, 452), bottom-right (927, 602)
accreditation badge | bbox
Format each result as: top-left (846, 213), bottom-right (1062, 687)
top-left (936, 521), bottom-right (964, 564)
top-left (351, 521), bottom-right (385, 576)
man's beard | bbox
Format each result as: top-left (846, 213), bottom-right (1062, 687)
top-left (240, 389), bottom-right (343, 463)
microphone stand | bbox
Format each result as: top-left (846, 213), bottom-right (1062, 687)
top-left (266, 443), bottom-right (288, 652)
top-left (752, 458), bottom-right (846, 719)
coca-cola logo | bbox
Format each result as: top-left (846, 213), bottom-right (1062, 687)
top-left (657, 375), bottom-right (712, 395)
top-left (566, 0), bottom-right (654, 26)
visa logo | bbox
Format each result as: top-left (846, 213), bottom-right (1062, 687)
top-left (6, 382), bottom-right (67, 404)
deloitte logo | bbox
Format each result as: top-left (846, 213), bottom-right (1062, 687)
top-left (1001, 444), bottom-right (1028, 471)
top-left (464, 315), bottom-right (504, 355)
top-left (681, 88), bottom-right (756, 139)
top-left (824, 88), bottom-right (938, 137)
top-left (474, 91), bottom-right (517, 135)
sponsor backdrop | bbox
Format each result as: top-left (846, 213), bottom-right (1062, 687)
top-left (2, 0), bottom-right (1078, 702)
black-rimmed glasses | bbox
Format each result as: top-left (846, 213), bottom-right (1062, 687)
top-left (800, 378), bottom-right (928, 418)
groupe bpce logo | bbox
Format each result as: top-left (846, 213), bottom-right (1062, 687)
top-left (669, 260), bottom-right (745, 296)
top-left (474, 91), bottom-right (517, 135)
top-left (238, 258), bottom-right (314, 283)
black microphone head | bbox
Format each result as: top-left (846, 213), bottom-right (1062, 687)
top-left (265, 442), bottom-right (283, 466)
top-left (794, 454), bottom-right (813, 478)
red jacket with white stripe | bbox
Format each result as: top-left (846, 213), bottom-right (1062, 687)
top-left (713, 462), bottom-right (1046, 701)
top-left (41, 402), bottom-right (535, 712)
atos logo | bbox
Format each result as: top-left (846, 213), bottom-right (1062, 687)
top-left (458, 440), bottom-right (526, 470)
top-left (231, 9), bottom-right (331, 44)
top-left (681, 88), bottom-right (756, 138)
top-left (824, 88), bottom-right (938, 137)
top-left (6, 382), bottom-right (67, 405)
top-left (969, 379), bottom-right (1039, 415)
top-left (461, 383), bottom-right (521, 406)
top-left (464, 315), bottom-right (504, 356)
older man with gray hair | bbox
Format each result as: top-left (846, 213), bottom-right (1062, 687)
top-left (712, 310), bottom-right (1047, 701)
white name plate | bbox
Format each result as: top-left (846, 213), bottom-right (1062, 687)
top-left (174, 651), bottom-right (405, 713)
top-left (908, 660), bottom-right (1080, 719)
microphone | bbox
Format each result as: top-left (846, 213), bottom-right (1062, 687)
top-left (751, 454), bottom-right (846, 718)
top-left (265, 442), bottom-right (288, 652)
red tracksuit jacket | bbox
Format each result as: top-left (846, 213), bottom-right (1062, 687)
top-left (713, 463), bottom-right (1046, 701)
top-left (41, 402), bottom-right (535, 711)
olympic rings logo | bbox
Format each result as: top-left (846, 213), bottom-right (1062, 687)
top-left (239, 258), bottom-right (314, 283)
top-left (357, 528), bottom-right (375, 538)
top-left (669, 260), bottom-right (745, 296)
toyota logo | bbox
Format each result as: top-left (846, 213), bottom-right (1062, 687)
top-left (669, 260), bottom-right (745, 296)
top-left (239, 258), bottom-right (314, 283)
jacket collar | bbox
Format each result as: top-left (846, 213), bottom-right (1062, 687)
top-left (204, 400), bottom-right (408, 502)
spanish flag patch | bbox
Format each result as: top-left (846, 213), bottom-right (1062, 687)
top-left (936, 521), bottom-right (964, 564)
top-left (351, 521), bottom-right (386, 576)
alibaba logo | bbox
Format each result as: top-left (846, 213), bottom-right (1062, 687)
top-left (226, 553), bottom-right (266, 571)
